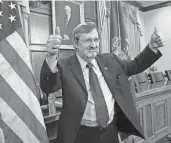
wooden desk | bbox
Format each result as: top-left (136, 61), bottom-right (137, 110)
top-left (41, 104), bottom-right (61, 142)
top-left (123, 85), bottom-right (171, 143)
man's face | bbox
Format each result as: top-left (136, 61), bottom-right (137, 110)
top-left (64, 6), bottom-right (71, 16)
top-left (75, 29), bottom-right (100, 62)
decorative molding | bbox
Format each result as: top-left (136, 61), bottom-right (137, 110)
top-left (124, 1), bottom-right (171, 12)
top-left (140, 1), bottom-right (171, 12)
top-left (154, 101), bottom-right (167, 132)
top-left (29, 1), bottom-right (51, 10)
top-left (136, 85), bottom-right (171, 100)
top-left (29, 1), bottom-right (51, 15)
top-left (122, 2), bottom-right (143, 36)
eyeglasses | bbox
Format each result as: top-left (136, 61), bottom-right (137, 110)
top-left (79, 38), bottom-right (100, 45)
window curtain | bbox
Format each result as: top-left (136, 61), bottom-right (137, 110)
top-left (97, 1), bottom-right (110, 53)
top-left (84, 1), bottom-right (110, 54)
top-left (84, 1), bottom-right (98, 24)
top-left (84, 1), bottom-right (143, 57)
top-left (121, 2), bottom-right (143, 58)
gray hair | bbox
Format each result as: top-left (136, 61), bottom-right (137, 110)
top-left (72, 22), bottom-right (100, 42)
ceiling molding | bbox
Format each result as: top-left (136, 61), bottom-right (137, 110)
top-left (140, 1), bottom-right (171, 12)
top-left (124, 1), bottom-right (171, 12)
top-left (123, 1), bottom-right (142, 9)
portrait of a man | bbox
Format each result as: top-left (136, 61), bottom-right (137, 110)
top-left (55, 1), bottom-right (81, 45)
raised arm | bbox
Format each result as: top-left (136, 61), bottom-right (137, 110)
top-left (114, 27), bottom-right (165, 76)
top-left (40, 34), bottom-right (62, 94)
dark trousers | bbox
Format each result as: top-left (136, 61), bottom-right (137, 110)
top-left (74, 122), bottom-right (119, 143)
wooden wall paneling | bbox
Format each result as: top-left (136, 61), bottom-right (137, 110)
top-left (167, 97), bottom-right (171, 126)
top-left (151, 102), bottom-right (155, 138)
top-left (133, 86), bottom-right (171, 143)
top-left (31, 50), bottom-right (47, 87)
top-left (154, 100), bottom-right (167, 133)
top-left (29, 3), bottom-right (52, 89)
top-left (142, 106), bottom-right (147, 140)
top-left (30, 11), bottom-right (52, 45)
top-left (139, 107), bottom-right (144, 131)
top-left (58, 49), bottom-right (75, 59)
top-left (46, 121), bottom-right (58, 142)
top-left (134, 107), bottom-right (145, 143)
top-left (145, 104), bottom-right (153, 138)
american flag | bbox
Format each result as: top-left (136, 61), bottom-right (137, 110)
top-left (0, 1), bottom-right (49, 143)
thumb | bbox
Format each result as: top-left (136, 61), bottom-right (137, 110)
top-left (55, 26), bottom-right (60, 35)
top-left (154, 27), bottom-right (158, 34)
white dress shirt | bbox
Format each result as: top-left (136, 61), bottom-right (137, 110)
top-left (76, 54), bottom-right (115, 127)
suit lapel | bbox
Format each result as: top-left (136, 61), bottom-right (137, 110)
top-left (95, 56), bottom-right (121, 100)
top-left (97, 56), bottom-right (144, 138)
top-left (68, 54), bottom-right (87, 93)
top-left (95, 56), bottom-right (115, 91)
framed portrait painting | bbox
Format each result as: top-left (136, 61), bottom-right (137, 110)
top-left (54, 0), bottom-right (84, 49)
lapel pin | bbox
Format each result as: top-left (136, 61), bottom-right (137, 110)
top-left (104, 67), bottom-right (108, 70)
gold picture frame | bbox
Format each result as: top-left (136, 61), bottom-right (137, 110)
top-left (52, 0), bottom-right (85, 50)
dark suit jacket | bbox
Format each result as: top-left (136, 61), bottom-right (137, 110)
top-left (40, 46), bottom-right (162, 143)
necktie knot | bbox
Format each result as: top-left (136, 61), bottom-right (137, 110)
top-left (86, 63), bottom-right (93, 70)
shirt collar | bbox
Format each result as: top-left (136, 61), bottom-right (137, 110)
top-left (76, 53), bottom-right (97, 69)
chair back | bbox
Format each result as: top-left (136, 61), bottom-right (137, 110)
top-left (148, 72), bottom-right (165, 88)
top-left (134, 72), bottom-right (149, 93)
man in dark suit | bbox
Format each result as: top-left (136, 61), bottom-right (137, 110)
top-left (40, 22), bottom-right (165, 143)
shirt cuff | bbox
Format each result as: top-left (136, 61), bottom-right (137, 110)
top-left (46, 55), bottom-right (58, 73)
top-left (149, 44), bottom-right (158, 53)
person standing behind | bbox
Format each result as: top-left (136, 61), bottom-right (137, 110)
top-left (40, 22), bottom-right (165, 143)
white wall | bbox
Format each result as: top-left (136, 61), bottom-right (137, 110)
top-left (140, 6), bottom-right (171, 72)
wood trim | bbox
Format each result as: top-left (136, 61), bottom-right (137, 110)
top-left (136, 85), bottom-right (171, 99)
top-left (123, 1), bottom-right (142, 9)
top-left (123, 1), bottom-right (171, 12)
top-left (30, 7), bottom-right (51, 15)
top-left (141, 1), bottom-right (171, 12)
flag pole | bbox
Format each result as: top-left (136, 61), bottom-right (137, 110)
top-left (52, 0), bottom-right (56, 35)
top-left (116, 0), bottom-right (121, 52)
top-left (17, 1), bottom-right (30, 47)
top-left (17, 4), bottom-right (23, 28)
